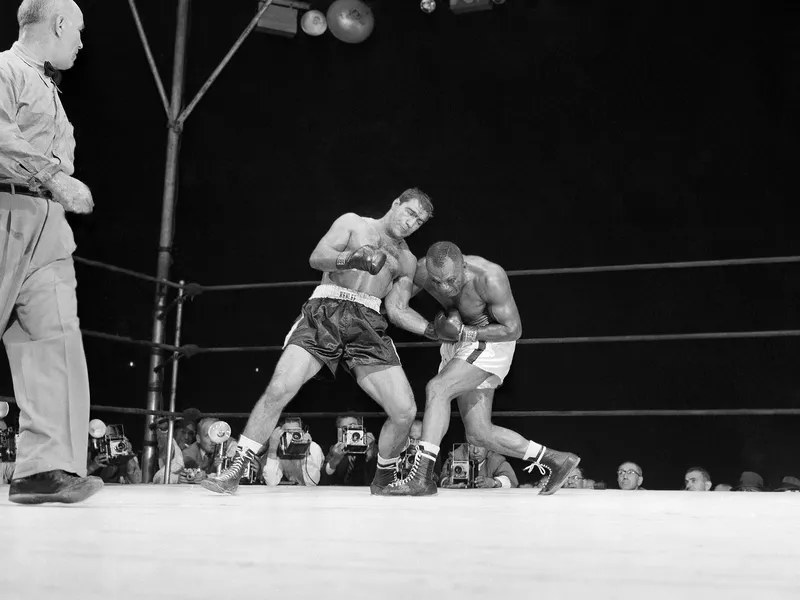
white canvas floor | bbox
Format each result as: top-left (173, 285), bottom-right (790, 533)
top-left (1, 485), bottom-right (798, 600)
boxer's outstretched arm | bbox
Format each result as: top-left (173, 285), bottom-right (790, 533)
top-left (308, 213), bottom-right (359, 272)
top-left (385, 256), bottom-right (436, 339)
top-left (470, 269), bottom-right (522, 342)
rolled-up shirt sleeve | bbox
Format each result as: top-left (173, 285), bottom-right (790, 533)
top-left (0, 67), bottom-right (62, 186)
top-left (491, 458), bottom-right (518, 488)
top-left (301, 443), bottom-right (323, 486)
top-left (263, 456), bottom-right (283, 486)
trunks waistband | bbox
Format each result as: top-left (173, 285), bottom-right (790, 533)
top-left (310, 284), bottom-right (382, 313)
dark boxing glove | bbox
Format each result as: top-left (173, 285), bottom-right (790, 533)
top-left (434, 310), bottom-right (463, 342)
top-left (336, 245), bottom-right (387, 275)
top-left (433, 310), bottom-right (479, 343)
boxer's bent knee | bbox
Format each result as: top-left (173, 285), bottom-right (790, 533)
top-left (385, 400), bottom-right (416, 427)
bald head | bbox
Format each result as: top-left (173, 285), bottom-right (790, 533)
top-left (18, 0), bottom-right (77, 28)
top-left (17, 0), bottom-right (84, 70)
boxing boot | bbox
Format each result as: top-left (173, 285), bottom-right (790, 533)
top-left (524, 447), bottom-right (581, 496)
top-left (375, 449), bottom-right (438, 497)
top-left (200, 446), bottom-right (257, 495)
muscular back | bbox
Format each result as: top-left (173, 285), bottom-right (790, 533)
top-left (318, 214), bottom-right (416, 299)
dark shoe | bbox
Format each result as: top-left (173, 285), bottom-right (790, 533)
top-left (9, 470), bottom-right (104, 504)
top-left (200, 447), bottom-right (256, 495)
top-left (525, 447), bottom-right (581, 496)
top-left (375, 450), bottom-right (438, 497)
top-left (369, 463), bottom-right (399, 495)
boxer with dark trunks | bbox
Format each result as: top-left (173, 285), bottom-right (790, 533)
top-left (201, 188), bottom-right (433, 495)
top-left (381, 241), bottom-right (580, 496)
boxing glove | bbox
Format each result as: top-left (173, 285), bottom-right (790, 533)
top-left (434, 310), bottom-right (479, 342)
top-left (336, 245), bottom-right (387, 275)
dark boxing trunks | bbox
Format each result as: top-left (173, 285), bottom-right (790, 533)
top-left (283, 284), bottom-right (401, 376)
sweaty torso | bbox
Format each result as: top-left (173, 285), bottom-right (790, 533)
top-left (323, 217), bottom-right (413, 299)
top-left (421, 256), bottom-right (497, 327)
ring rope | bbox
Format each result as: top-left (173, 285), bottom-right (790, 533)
top-left (74, 254), bottom-right (800, 294)
top-left (81, 329), bottom-right (180, 353)
top-left (504, 255), bottom-right (800, 277)
top-left (73, 256), bottom-right (183, 290)
top-left (75, 407), bottom-right (800, 419)
top-left (77, 329), bottom-right (800, 358)
top-left (2, 398), bottom-right (797, 419)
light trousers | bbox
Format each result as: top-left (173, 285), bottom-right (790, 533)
top-left (0, 192), bottom-right (90, 478)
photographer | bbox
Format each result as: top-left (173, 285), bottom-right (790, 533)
top-left (86, 436), bottom-right (141, 484)
top-left (320, 415), bottom-right (378, 486)
top-left (151, 416), bottom-right (187, 483)
top-left (261, 420), bottom-right (323, 486)
top-left (180, 417), bottom-right (237, 485)
top-left (440, 443), bottom-right (518, 489)
top-left (1, 461), bottom-right (13, 485)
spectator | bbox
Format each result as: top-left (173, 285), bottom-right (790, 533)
top-left (564, 465), bottom-right (596, 489)
top-left (714, 483), bottom-right (733, 492)
top-left (408, 419), bottom-right (422, 442)
top-left (180, 417), bottom-right (237, 484)
top-left (733, 471), bottom-right (766, 492)
top-left (397, 419), bottom-right (435, 480)
top-left (1, 461), bottom-right (13, 485)
top-left (261, 420), bottom-right (323, 486)
top-left (617, 462), bottom-right (644, 490)
top-left (440, 443), bottom-right (518, 489)
top-left (320, 415), bottom-right (377, 486)
top-left (152, 441), bottom-right (185, 484)
top-left (683, 466), bottom-right (712, 491)
top-left (152, 417), bottom-right (186, 483)
top-left (773, 476), bottom-right (800, 492)
top-left (1, 417), bottom-right (14, 484)
top-left (173, 419), bottom-right (197, 452)
top-left (86, 436), bottom-right (141, 484)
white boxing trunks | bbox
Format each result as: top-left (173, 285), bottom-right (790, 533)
top-left (438, 340), bottom-right (516, 390)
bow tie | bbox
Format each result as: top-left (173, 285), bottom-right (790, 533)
top-left (43, 61), bottom-right (62, 86)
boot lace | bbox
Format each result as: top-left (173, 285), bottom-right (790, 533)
top-left (523, 447), bottom-right (550, 484)
top-left (388, 452), bottom-right (424, 488)
top-left (216, 450), bottom-right (249, 481)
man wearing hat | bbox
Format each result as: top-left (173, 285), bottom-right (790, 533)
top-left (773, 476), bottom-right (800, 492)
top-left (733, 471), bottom-right (766, 492)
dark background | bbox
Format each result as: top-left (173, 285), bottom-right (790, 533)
top-left (2, 0), bottom-right (800, 489)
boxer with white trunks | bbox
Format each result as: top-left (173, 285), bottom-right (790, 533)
top-left (381, 241), bottom-right (580, 496)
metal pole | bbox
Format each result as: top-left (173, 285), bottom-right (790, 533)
top-left (177, 0), bottom-right (274, 128)
top-left (142, 0), bottom-right (192, 483)
top-left (127, 0), bottom-right (171, 119)
top-left (162, 281), bottom-right (186, 484)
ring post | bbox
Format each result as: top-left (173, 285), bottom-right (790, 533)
top-left (162, 281), bottom-right (187, 484)
top-left (142, 0), bottom-right (191, 483)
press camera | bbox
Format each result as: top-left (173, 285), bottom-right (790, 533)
top-left (450, 444), bottom-right (478, 488)
top-left (89, 420), bottom-right (135, 466)
top-left (343, 427), bottom-right (368, 455)
top-left (278, 419), bottom-right (312, 459)
top-left (397, 438), bottom-right (419, 478)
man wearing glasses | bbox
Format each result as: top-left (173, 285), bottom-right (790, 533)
top-left (563, 465), bottom-right (597, 489)
top-left (617, 462), bottom-right (644, 490)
